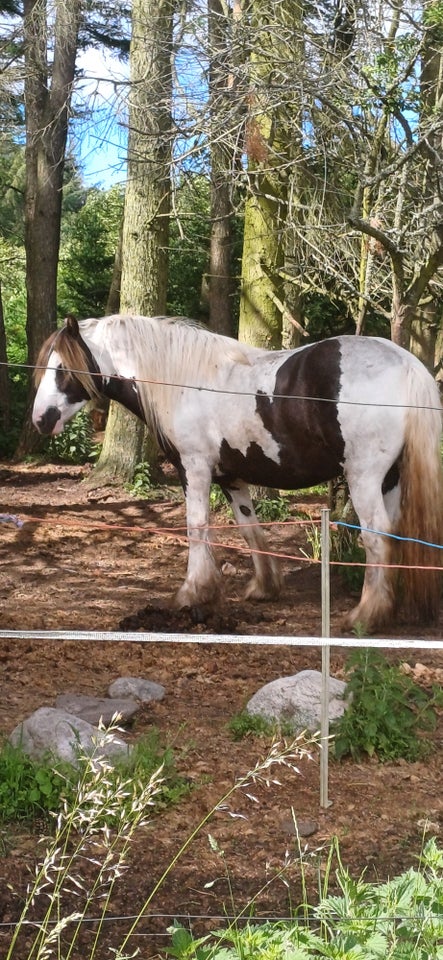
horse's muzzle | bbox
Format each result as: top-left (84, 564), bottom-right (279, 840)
top-left (35, 405), bottom-right (62, 435)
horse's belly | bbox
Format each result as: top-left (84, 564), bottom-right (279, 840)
top-left (215, 436), bottom-right (343, 490)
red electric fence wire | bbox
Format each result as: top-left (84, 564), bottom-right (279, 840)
top-left (2, 510), bottom-right (442, 573)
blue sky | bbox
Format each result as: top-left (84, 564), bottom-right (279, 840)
top-left (72, 48), bottom-right (129, 190)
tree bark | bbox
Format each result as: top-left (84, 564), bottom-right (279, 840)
top-left (207, 0), bottom-right (236, 335)
top-left (15, 0), bottom-right (83, 457)
top-left (0, 282), bottom-right (10, 438)
top-left (90, 0), bottom-right (174, 488)
top-left (238, 0), bottom-right (300, 349)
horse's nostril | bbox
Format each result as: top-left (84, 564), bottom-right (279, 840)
top-left (37, 406), bottom-right (61, 435)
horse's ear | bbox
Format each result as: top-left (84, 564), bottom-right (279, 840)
top-left (64, 314), bottom-right (79, 338)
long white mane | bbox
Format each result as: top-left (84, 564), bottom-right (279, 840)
top-left (79, 314), bottom-right (264, 437)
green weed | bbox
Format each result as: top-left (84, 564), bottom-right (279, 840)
top-left (255, 494), bottom-right (291, 522)
top-left (47, 409), bottom-right (100, 464)
top-left (209, 484), bottom-right (229, 513)
top-left (126, 459), bottom-right (153, 497)
top-left (332, 649), bottom-right (442, 762)
top-left (227, 712), bottom-right (295, 741)
top-left (0, 728), bottom-right (189, 825)
top-left (330, 525), bottom-right (366, 591)
top-left (300, 522), bottom-right (322, 561)
top-left (166, 837), bottom-right (443, 960)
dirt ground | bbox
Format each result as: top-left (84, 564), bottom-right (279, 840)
top-left (1, 460), bottom-right (443, 959)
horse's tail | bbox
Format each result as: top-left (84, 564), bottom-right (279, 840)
top-left (396, 362), bottom-right (443, 622)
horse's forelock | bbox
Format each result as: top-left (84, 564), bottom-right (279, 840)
top-left (34, 330), bottom-right (60, 387)
top-left (34, 327), bottom-right (101, 399)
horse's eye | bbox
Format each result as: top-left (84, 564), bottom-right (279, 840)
top-left (56, 366), bottom-right (71, 390)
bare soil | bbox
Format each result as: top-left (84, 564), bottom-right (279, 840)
top-left (1, 461), bottom-right (443, 959)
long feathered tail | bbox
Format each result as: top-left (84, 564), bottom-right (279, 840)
top-left (396, 363), bottom-right (443, 622)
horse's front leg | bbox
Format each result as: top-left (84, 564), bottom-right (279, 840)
top-left (174, 467), bottom-right (222, 610)
top-left (221, 480), bottom-right (282, 600)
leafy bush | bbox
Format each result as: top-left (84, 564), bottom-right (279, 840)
top-left (332, 649), bottom-right (441, 762)
top-left (47, 409), bottom-right (99, 464)
top-left (255, 494), bottom-right (291, 522)
top-left (166, 838), bottom-right (443, 960)
top-left (0, 728), bottom-right (189, 824)
top-left (0, 741), bottom-right (74, 821)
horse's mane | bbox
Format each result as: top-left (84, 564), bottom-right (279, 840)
top-left (35, 314), bottom-right (263, 439)
top-left (81, 314), bottom-right (261, 437)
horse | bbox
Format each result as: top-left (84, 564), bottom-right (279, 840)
top-left (32, 313), bottom-right (443, 630)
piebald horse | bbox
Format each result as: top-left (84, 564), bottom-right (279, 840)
top-left (32, 314), bottom-right (443, 630)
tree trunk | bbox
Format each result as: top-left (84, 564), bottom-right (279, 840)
top-left (15, 0), bottom-right (83, 458)
top-left (90, 0), bottom-right (174, 489)
top-left (410, 301), bottom-right (441, 373)
top-left (390, 296), bottom-right (414, 349)
top-left (411, 2), bottom-right (443, 372)
top-left (105, 220), bottom-right (123, 315)
top-left (239, 182), bottom-right (286, 348)
top-left (207, 0), bottom-right (236, 335)
top-left (238, 0), bottom-right (300, 349)
top-left (0, 282), bottom-right (10, 440)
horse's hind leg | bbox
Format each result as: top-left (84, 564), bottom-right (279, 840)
top-left (221, 481), bottom-right (282, 600)
top-left (343, 474), bottom-right (395, 631)
top-left (174, 465), bottom-right (222, 609)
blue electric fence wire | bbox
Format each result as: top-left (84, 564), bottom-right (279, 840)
top-left (335, 520), bottom-right (443, 551)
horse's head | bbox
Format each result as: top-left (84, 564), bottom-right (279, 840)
top-left (32, 315), bottom-right (102, 435)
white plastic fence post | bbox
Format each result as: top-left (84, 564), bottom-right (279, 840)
top-left (320, 507), bottom-right (331, 808)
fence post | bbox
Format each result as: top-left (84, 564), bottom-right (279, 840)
top-left (320, 507), bottom-right (331, 808)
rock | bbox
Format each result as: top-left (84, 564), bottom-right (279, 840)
top-left (55, 693), bottom-right (139, 725)
top-left (280, 816), bottom-right (319, 838)
top-left (246, 669), bottom-right (348, 733)
top-left (9, 707), bottom-right (130, 766)
top-left (108, 677), bottom-right (166, 703)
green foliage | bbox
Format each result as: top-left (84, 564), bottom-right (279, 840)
top-left (209, 484), bottom-right (229, 513)
top-left (304, 293), bottom-right (389, 341)
top-left (330, 526), bottom-right (366, 592)
top-left (0, 728), bottom-right (188, 825)
top-left (300, 522), bottom-right (322, 561)
top-left (0, 741), bottom-right (74, 821)
top-left (0, 144), bottom-right (25, 243)
top-left (167, 174), bottom-right (242, 324)
top-left (4, 734), bottom-right (312, 959)
top-left (58, 185), bottom-right (124, 317)
top-left (228, 712), bottom-right (294, 741)
top-left (0, 241), bottom-right (28, 456)
top-left (126, 460), bottom-right (153, 498)
top-left (168, 176), bottom-right (211, 318)
top-left (47, 409), bottom-right (99, 464)
top-left (332, 650), bottom-right (441, 762)
top-left (124, 731), bottom-right (191, 811)
top-left (255, 494), bottom-right (291, 522)
top-left (166, 838), bottom-right (443, 960)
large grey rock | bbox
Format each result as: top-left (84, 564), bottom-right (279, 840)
top-left (55, 693), bottom-right (139, 725)
top-left (108, 677), bottom-right (166, 703)
top-left (9, 707), bottom-right (130, 765)
top-left (246, 669), bottom-right (348, 733)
